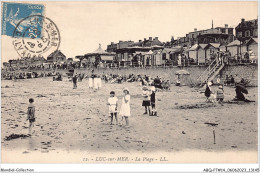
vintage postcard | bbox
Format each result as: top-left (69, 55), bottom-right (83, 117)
top-left (1, 0), bottom-right (258, 167)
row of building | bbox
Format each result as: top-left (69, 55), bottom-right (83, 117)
top-left (75, 18), bottom-right (258, 67)
top-left (3, 18), bottom-right (258, 70)
top-left (3, 50), bottom-right (72, 70)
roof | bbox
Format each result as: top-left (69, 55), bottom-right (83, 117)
top-left (245, 37), bottom-right (258, 45)
top-left (209, 43), bottom-right (220, 48)
top-left (162, 48), bottom-right (176, 53)
top-left (236, 19), bottom-right (258, 29)
top-left (93, 44), bottom-right (107, 54)
top-left (227, 40), bottom-right (240, 47)
top-left (146, 50), bottom-right (154, 55)
top-left (188, 44), bottom-right (199, 51)
top-left (85, 44), bottom-right (116, 56)
top-left (199, 44), bottom-right (208, 49)
top-left (252, 38), bottom-right (258, 43)
top-left (134, 51), bottom-right (148, 56)
top-left (47, 50), bottom-right (66, 58)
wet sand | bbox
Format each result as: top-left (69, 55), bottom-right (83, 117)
top-left (1, 77), bottom-right (258, 163)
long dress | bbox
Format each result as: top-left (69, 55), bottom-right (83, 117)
top-left (94, 77), bottom-right (98, 89)
top-left (98, 77), bottom-right (102, 88)
top-left (119, 95), bottom-right (131, 117)
top-left (88, 78), bottom-right (93, 88)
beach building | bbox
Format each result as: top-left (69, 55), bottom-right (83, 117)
top-left (47, 50), bottom-right (66, 63)
top-left (81, 44), bottom-right (116, 67)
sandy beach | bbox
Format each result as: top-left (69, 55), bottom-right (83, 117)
top-left (1, 77), bottom-right (258, 163)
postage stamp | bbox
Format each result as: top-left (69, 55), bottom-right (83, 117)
top-left (1, 2), bottom-right (45, 37)
top-left (12, 15), bottom-right (61, 59)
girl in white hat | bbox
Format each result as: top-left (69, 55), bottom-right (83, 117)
top-left (119, 88), bottom-right (131, 126)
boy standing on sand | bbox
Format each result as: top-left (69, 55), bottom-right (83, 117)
top-left (27, 98), bottom-right (36, 135)
top-left (72, 74), bottom-right (77, 89)
top-left (107, 91), bottom-right (118, 125)
top-left (150, 86), bottom-right (157, 116)
top-left (142, 86), bottom-right (151, 115)
top-left (216, 85), bottom-right (224, 105)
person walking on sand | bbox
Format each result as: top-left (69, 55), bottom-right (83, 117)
top-left (72, 74), bottom-right (77, 89)
top-left (27, 98), bottom-right (36, 135)
top-left (119, 88), bottom-right (131, 126)
top-left (107, 91), bottom-right (118, 125)
top-left (142, 86), bottom-right (151, 115)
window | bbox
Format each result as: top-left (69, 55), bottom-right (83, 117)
top-left (162, 53), bottom-right (166, 60)
top-left (237, 31), bottom-right (242, 37)
top-left (245, 30), bottom-right (250, 37)
top-left (253, 29), bottom-right (258, 37)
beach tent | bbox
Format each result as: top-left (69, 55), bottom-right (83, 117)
top-left (175, 70), bottom-right (193, 86)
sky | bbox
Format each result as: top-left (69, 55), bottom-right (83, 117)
top-left (1, 1), bottom-right (258, 63)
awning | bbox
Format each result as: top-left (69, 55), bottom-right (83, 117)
top-left (101, 55), bottom-right (114, 61)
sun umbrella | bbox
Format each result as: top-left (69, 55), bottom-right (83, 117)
top-left (175, 70), bottom-right (190, 75)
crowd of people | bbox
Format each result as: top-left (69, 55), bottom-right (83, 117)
top-left (13, 68), bottom-right (253, 135)
top-left (1, 71), bottom-right (57, 80)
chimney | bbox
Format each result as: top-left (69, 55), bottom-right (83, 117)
top-left (149, 37), bottom-right (152, 41)
top-left (155, 37), bottom-right (158, 40)
top-left (111, 42), bottom-right (114, 44)
top-left (225, 24), bottom-right (228, 28)
top-left (139, 40), bottom-right (142, 42)
top-left (194, 28), bottom-right (197, 32)
top-left (241, 18), bottom-right (245, 23)
top-left (144, 38), bottom-right (146, 41)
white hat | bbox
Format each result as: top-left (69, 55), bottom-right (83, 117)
top-left (123, 87), bottom-right (129, 92)
top-left (151, 86), bottom-right (156, 92)
top-left (208, 81), bottom-right (212, 86)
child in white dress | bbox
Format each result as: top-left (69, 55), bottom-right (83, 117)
top-left (107, 91), bottom-right (118, 125)
top-left (119, 88), bottom-right (131, 126)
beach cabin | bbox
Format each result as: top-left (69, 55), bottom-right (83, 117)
top-left (188, 44), bottom-right (199, 64)
top-left (152, 50), bottom-right (163, 66)
top-left (169, 46), bottom-right (183, 65)
top-left (161, 48), bottom-right (173, 61)
top-left (205, 43), bottom-right (220, 62)
top-left (143, 50), bottom-right (153, 66)
top-left (246, 38), bottom-right (258, 58)
top-left (197, 44), bottom-right (208, 65)
top-left (226, 40), bottom-right (240, 57)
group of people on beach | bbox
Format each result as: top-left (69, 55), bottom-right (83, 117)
top-left (107, 88), bottom-right (131, 126)
top-left (107, 84), bottom-right (158, 126)
top-left (2, 71), bottom-right (56, 80)
top-left (205, 77), bottom-right (250, 105)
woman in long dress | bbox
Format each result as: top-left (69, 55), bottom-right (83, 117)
top-left (94, 75), bottom-right (98, 90)
top-left (88, 75), bottom-right (93, 88)
top-left (97, 75), bottom-right (102, 89)
top-left (119, 88), bottom-right (131, 126)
